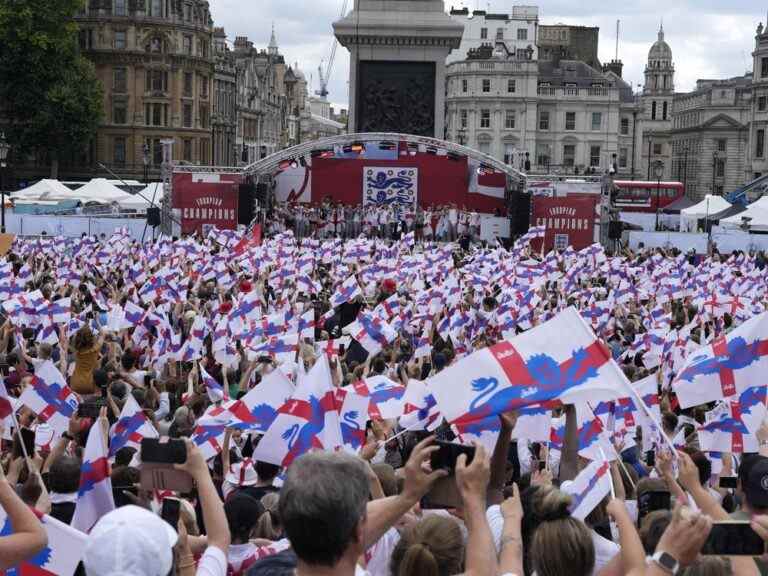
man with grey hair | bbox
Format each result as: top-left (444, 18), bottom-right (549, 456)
top-left (276, 437), bottom-right (442, 575)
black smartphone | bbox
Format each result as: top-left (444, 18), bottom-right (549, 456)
top-left (257, 355), bottom-right (272, 364)
top-left (702, 522), bottom-right (766, 556)
top-left (430, 441), bottom-right (476, 474)
top-left (78, 399), bottom-right (105, 419)
top-left (160, 497), bottom-right (181, 529)
top-left (140, 438), bottom-right (187, 464)
top-left (538, 460), bottom-right (547, 472)
top-left (638, 490), bottom-right (671, 521)
top-left (719, 476), bottom-right (738, 490)
top-left (12, 428), bottom-right (36, 459)
top-left (645, 450), bottom-right (656, 467)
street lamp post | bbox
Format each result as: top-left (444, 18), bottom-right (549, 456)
top-left (712, 151), bottom-right (720, 195)
top-left (653, 160), bottom-right (664, 231)
top-left (0, 133), bottom-right (10, 234)
top-left (142, 143), bottom-right (150, 184)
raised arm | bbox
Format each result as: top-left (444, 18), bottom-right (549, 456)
top-left (0, 463), bottom-right (48, 569)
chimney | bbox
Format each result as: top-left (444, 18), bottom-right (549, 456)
top-left (603, 59), bottom-right (624, 78)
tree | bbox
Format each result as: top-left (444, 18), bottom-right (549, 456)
top-left (0, 0), bottom-right (103, 178)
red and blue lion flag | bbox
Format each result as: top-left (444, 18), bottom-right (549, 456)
top-left (426, 307), bottom-right (630, 427)
top-left (673, 312), bottom-right (768, 409)
top-left (253, 355), bottom-right (342, 468)
top-left (72, 420), bottom-right (114, 532)
top-left (0, 509), bottom-right (87, 576)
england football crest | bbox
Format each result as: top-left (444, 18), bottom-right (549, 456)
top-left (363, 167), bottom-right (417, 218)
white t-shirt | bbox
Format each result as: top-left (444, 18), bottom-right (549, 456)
top-left (196, 546), bottom-right (227, 576)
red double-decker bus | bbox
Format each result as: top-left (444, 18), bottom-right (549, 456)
top-left (612, 180), bottom-right (685, 213)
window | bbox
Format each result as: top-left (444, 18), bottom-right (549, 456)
top-left (507, 79), bottom-right (516, 93)
top-left (183, 35), bottom-right (192, 55)
top-left (200, 76), bottom-right (208, 98)
top-left (147, 37), bottom-right (162, 52)
top-left (183, 139), bottom-right (193, 162)
top-left (113, 137), bottom-right (126, 165)
top-left (663, 101), bottom-right (668, 120)
top-left (619, 147), bottom-right (628, 168)
top-left (184, 72), bottom-right (193, 97)
top-left (653, 143), bottom-right (662, 155)
top-left (145, 103), bottom-right (167, 126)
top-left (480, 28), bottom-right (488, 40)
top-left (150, 0), bottom-right (162, 17)
top-left (505, 110), bottom-right (515, 129)
top-left (462, 79), bottom-right (468, 93)
top-left (478, 142), bottom-right (490, 155)
top-left (539, 111), bottom-right (550, 130)
top-left (183, 103), bottom-right (193, 128)
top-left (112, 101), bottom-right (127, 124)
top-left (503, 144), bottom-right (515, 165)
top-left (760, 96), bottom-right (767, 111)
top-left (482, 79), bottom-right (491, 93)
top-left (651, 101), bottom-right (657, 120)
top-left (79, 29), bottom-right (93, 50)
top-left (496, 28), bottom-right (504, 40)
top-left (762, 58), bottom-right (768, 78)
top-left (563, 144), bottom-right (575, 167)
top-left (716, 159), bottom-right (725, 178)
top-left (565, 112), bottom-right (576, 131)
top-left (114, 0), bottom-right (126, 15)
top-left (591, 112), bottom-right (602, 131)
top-left (480, 109), bottom-right (491, 129)
top-left (114, 30), bottom-right (126, 49)
top-left (536, 143), bottom-right (551, 167)
top-left (200, 104), bottom-right (209, 129)
top-left (146, 69), bottom-right (167, 93)
top-left (148, 138), bottom-right (162, 166)
top-left (590, 145), bottom-right (601, 167)
top-left (757, 129), bottom-right (765, 158)
top-left (460, 109), bottom-right (468, 129)
top-left (620, 117), bottom-right (630, 135)
top-left (717, 139), bottom-right (727, 152)
top-left (113, 67), bottom-right (127, 92)
top-left (517, 28), bottom-right (528, 41)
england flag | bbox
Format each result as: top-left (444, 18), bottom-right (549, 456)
top-left (72, 421), bottom-right (115, 532)
top-left (562, 460), bottom-right (613, 521)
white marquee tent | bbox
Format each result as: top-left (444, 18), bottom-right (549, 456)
top-left (116, 183), bottom-right (163, 212)
top-left (720, 196), bottom-right (768, 231)
top-left (11, 179), bottom-right (75, 200)
top-left (71, 178), bottom-right (131, 203)
top-left (680, 195), bottom-right (732, 232)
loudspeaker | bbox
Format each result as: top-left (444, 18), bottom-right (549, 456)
top-left (146, 207), bottom-right (161, 227)
top-left (510, 191), bottom-right (532, 236)
top-left (238, 183), bottom-right (255, 226)
top-left (608, 221), bottom-right (623, 240)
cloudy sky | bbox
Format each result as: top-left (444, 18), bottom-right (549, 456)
top-left (208, 0), bottom-right (768, 110)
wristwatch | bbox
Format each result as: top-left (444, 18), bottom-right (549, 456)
top-left (650, 551), bottom-right (680, 575)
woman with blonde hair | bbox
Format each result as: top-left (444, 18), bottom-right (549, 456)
top-left (70, 325), bottom-right (103, 395)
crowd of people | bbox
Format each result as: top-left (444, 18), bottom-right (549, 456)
top-left (1, 222), bottom-right (768, 576)
top-left (269, 200), bottom-right (492, 242)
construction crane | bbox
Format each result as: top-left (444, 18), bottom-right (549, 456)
top-left (316, 0), bottom-right (348, 99)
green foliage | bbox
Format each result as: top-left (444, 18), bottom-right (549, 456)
top-left (0, 0), bottom-right (103, 164)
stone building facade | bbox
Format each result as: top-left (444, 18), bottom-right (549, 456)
top-left (74, 0), bottom-right (215, 179)
top-left (212, 27), bottom-right (237, 166)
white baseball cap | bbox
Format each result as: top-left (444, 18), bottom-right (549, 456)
top-left (83, 505), bottom-right (178, 576)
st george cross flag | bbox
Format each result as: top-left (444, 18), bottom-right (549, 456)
top-left (697, 400), bottom-right (756, 453)
top-left (329, 274), bottom-right (362, 308)
top-left (426, 307), bottom-right (629, 427)
top-left (0, 509), bottom-right (88, 576)
top-left (254, 355), bottom-right (343, 468)
top-left (190, 423), bottom-right (227, 461)
top-left (562, 460), bottom-right (613, 521)
top-left (109, 394), bottom-right (158, 458)
top-left (348, 375), bottom-right (406, 420)
top-left (72, 421), bottom-right (115, 532)
top-left (346, 312), bottom-right (397, 356)
top-left (200, 363), bottom-right (228, 404)
top-left (19, 375), bottom-right (79, 436)
top-left (202, 368), bottom-right (294, 433)
top-left (673, 312), bottom-right (768, 408)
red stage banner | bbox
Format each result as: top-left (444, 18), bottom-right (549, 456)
top-left (172, 172), bottom-right (242, 233)
top-left (531, 194), bottom-right (600, 251)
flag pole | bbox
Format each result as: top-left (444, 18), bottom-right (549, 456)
top-left (599, 447), bottom-right (616, 500)
top-left (387, 415), bottom-right (433, 444)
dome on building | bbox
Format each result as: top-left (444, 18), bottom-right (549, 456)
top-left (648, 25), bottom-right (672, 62)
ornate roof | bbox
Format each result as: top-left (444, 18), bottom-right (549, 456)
top-left (648, 25), bottom-right (672, 62)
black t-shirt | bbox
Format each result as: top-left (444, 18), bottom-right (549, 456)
top-left (230, 484), bottom-right (279, 502)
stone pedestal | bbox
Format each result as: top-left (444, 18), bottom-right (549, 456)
top-left (334, 0), bottom-right (463, 138)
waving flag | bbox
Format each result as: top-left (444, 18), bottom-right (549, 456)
top-left (698, 401), bottom-right (755, 453)
top-left (123, 300), bottom-right (146, 327)
top-left (0, 510), bottom-right (87, 576)
top-left (203, 368), bottom-right (294, 433)
top-left (512, 404), bottom-right (552, 443)
top-left (190, 423), bottom-right (227, 461)
top-left (562, 460), bottom-right (612, 521)
top-left (200, 363), bottom-right (228, 403)
top-left (109, 395), bottom-right (158, 458)
top-left (335, 387), bottom-right (370, 453)
top-left (673, 312), bottom-right (768, 408)
top-left (247, 333), bottom-right (299, 363)
top-left (329, 274), bottom-right (362, 308)
top-left (349, 375), bottom-right (406, 420)
top-left (399, 379), bottom-right (442, 432)
top-left (298, 309), bottom-right (316, 340)
top-left (0, 379), bottom-right (14, 437)
top-left (72, 421), bottom-right (114, 532)
top-left (254, 355), bottom-right (342, 467)
top-left (427, 307), bottom-right (629, 428)
top-left (19, 376), bottom-right (79, 436)
top-left (346, 312), bottom-right (397, 356)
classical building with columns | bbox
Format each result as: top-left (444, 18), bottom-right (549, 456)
top-left (73, 0), bottom-right (216, 180)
